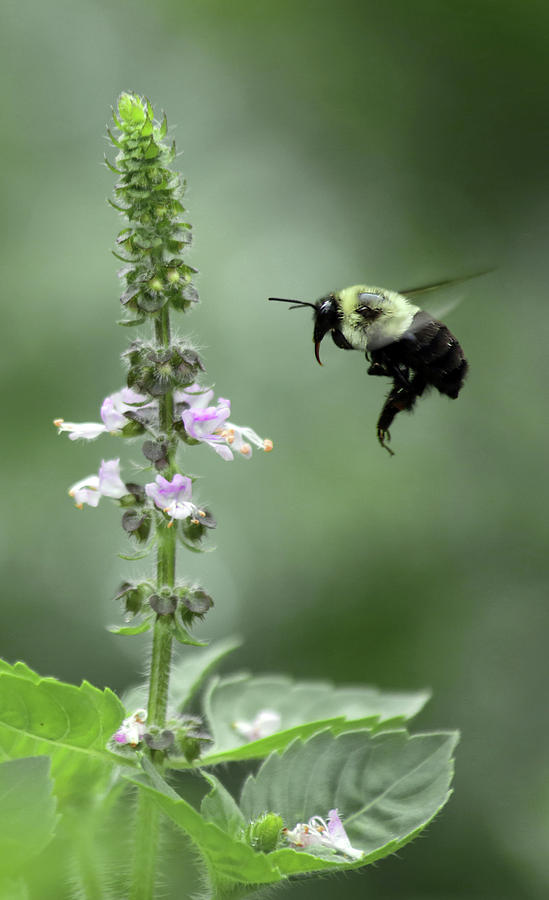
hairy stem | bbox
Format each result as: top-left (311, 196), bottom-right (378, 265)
top-left (75, 844), bottom-right (104, 900)
top-left (148, 526), bottom-right (176, 725)
top-left (129, 793), bottom-right (160, 900)
top-left (131, 304), bottom-right (178, 900)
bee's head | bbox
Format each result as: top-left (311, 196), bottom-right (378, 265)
top-left (312, 294), bottom-right (340, 364)
top-left (268, 293), bottom-right (340, 365)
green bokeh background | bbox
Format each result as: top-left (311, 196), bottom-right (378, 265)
top-left (2, 0), bottom-right (549, 897)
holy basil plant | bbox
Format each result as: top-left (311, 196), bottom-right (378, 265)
top-left (0, 94), bottom-right (458, 900)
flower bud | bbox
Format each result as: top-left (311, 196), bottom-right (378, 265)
top-left (246, 813), bottom-right (284, 853)
top-left (171, 715), bottom-right (213, 763)
top-left (117, 93), bottom-right (146, 125)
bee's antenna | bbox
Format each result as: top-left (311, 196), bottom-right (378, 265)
top-left (269, 297), bottom-right (317, 311)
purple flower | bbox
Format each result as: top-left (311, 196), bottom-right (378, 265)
top-left (283, 809), bottom-right (362, 861)
top-left (233, 709), bottom-right (281, 742)
top-left (54, 388), bottom-right (148, 441)
top-left (181, 390), bottom-right (273, 461)
top-left (112, 708), bottom-right (147, 747)
top-left (175, 384), bottom-right (215, 407)
top-left (145, 473), bottom-right (198, 521)
top-left (68, 458), bottom-right (127, 508)
top-left (182, 398), bottom-right (233, 460)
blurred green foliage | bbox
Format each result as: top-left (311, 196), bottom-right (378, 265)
top-left (1, 0), bottom-right (548, 897)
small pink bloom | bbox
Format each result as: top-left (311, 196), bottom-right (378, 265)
top-left (68, 458), bottom-right (126, 508)
top-left (112, 709), bottom-right (147, 747)
top-left (284, 808), bottom-right (362, 860)
top-left (145, 473), bottom-right (197, 521)
top-left (54, 387), bottom-right (148, 441)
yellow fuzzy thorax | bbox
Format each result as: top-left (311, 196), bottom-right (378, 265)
top-left (337, 284), bottom-right (407, 315)
top-left (337, 284), bottom-right (419, 351)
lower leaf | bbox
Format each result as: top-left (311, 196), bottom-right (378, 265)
top-left (128, 759), bottom-right (282, 888)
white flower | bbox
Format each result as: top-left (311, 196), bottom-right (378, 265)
top-left (54, 421), bottom-right (108, 440)
top-left (181, 388), bottom-right (273, 461)
top-left (145, 473), bottom-right (199, 523)
top-left (112, 709), bottom-right (147, 747)
top-left (54, 388), bottom-right (148, 440)
top-left (174, 384), bottom-right (215, 408)
top-left (68, 458), bottom-right (127, 508)
top-left (233, 709), bottom-right (281, 742)
top-left (181, 397), bottom-right (233, 460)
top-left (219, 422), bottom-right (274, 459)
top-left (283, 809), bottom-right (363, 861)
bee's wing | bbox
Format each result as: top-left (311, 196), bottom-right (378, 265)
top-left (366, 270), bottom-right (492, 351)
top-left (399, 269), bottom-right (493, 319)
top-left (399, 269), bottom-right (494, 297)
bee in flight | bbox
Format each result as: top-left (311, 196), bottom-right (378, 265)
top-left (270, 275), bottom-right (480, 456)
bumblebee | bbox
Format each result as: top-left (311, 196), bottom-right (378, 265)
top-left (270, 277), bottom-right (472, 455)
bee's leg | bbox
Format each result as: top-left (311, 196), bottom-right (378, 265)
top-left (332, 329), bottom-right (354, 350)
top-left (376, 374), bottom-right (426, 455)
top-left (367, 352), bottom-right (410, 389)
top-left (376, 386), bottom-right (402, 456)
top-left (381, 357), bottom-right (412, 389)
top-left (367, 360), bottom-right (388, 377)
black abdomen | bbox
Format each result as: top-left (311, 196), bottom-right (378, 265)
top-left (394, 310), bottom-right (468, 398)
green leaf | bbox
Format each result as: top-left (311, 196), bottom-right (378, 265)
top-left (129, 760), bottom-right (282, 887)
top-left (170, 637), bottom-right (242, 712)
top-left (169, 609), bottom-right (207, 647)
top-left (118, 544), bottom-right (155, 561)
top-left (108, 198), bottom-right (128, 213)
top-left (0, 876), bottom-right (29, 899)
top-left (0, 757), bottom-right (58, 876)
top-left (178, 536), bottom-right (213, 554)
top-left (0, 660), bottom-right (40, 684)
top-left (106, 127), bottom-right (123, 149)
top-left (200, 772), bottom-right (246, 837)
top-left (108, 620), bottom-right (152, 636)
top-left (144, 140), bottom-right (160, 159)
top-left (196, 674), bottom-right (430, 766)
top-left (241, 729), bottom-right (458, 875)
top-left (0, 661), bottom-right (130, 803)
top-left (117, 316), bottom-right (146, 327)
top-left (104, 155), bottom-right (121, 174)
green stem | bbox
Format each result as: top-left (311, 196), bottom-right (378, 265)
top-left (130, 303), bottom-right (178, 900)
top-left (74, 832), bottom-right (104, 900)
top-left (129, 527), bottom-right (176, 900)
top-left (155, 305), bottom-right (171, 346)
top-left (148, 526), bottom-right (176, 726)
top-left (149, 299), bottom-right (176, 729)
top-left (130, 792), bottom-right (160, 900)
top-left (156, 307), bottom-right (173, 437)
